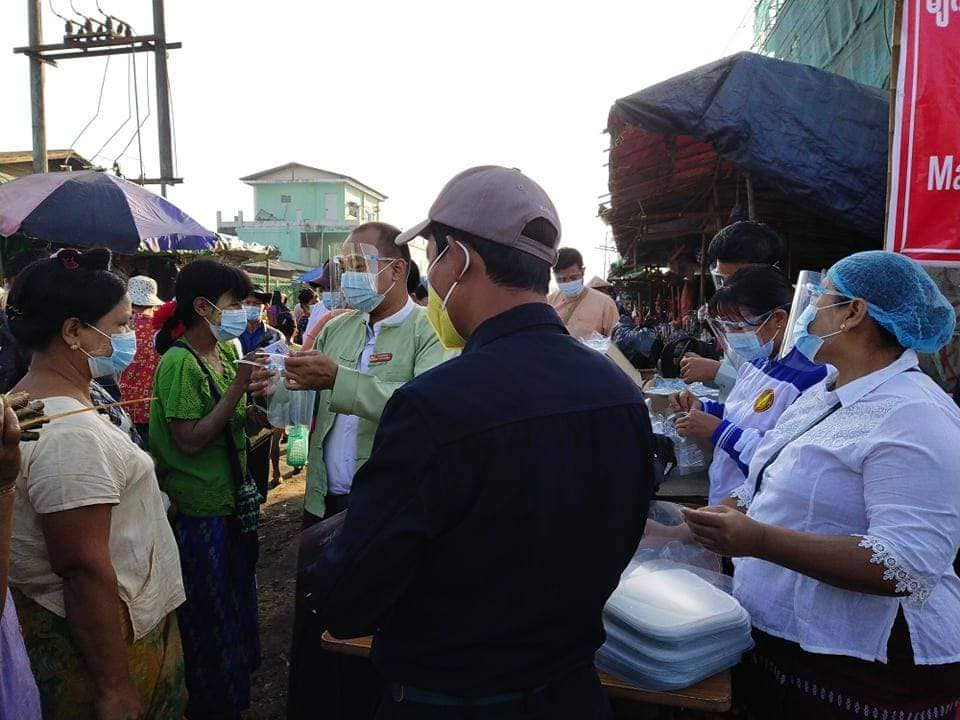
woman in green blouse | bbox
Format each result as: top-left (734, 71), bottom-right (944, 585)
top-left (149, 260), bottom-right (264, 719)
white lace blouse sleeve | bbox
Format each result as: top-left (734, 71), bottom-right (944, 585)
top-left (855, 401), bottom-right (960, 603)
top-left (729, 478), bottom-right (754, 510)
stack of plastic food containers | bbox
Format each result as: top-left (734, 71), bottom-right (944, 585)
top-left (596, 564), bottom-right (753, 691)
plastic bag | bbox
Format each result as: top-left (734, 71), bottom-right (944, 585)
top-left (644, 376), bottom-right (719, 399)
top-left (631, 502), bottom-right (728, 590)
top-left (659, 414), bottom-right (706, 475)
top-left (288, 389), bottom-right (316, 427)
top-left (265, 389), bottom-right (289, 429)
top-left (580, 331), bottom-right (611, 353)
top-left (647, 499), bottom-right (684, 526)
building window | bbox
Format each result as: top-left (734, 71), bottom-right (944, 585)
top-left (301, 232), bottom-right (324, 249)
top-left (280, 194), bottom-right (292, 204)
top-left (346, 201), bottom-right (360, 220)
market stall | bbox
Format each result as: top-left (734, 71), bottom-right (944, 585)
top-left (602, 51), bottom-right (888, 322)
top-left (579, 53), bottom-right (932, 715)
top-left (598, 51), bottom-right (896, 517)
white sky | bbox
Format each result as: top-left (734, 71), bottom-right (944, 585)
top-left (0, 0), bottom-right (755, 276)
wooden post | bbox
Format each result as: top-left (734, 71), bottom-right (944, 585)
top-left (745, 175), bottom-right (757, 220)
top-left (265, 257), bottom-right (271, 292)
top-left (28, 0), bottom-right (46, 174)
top-left (883, 0), bottom-right (904, 240)
top-left (699, 233), bottom-right (707, 307)
top-left (786, 234), bottom-right (793, 278)
top-left (153, 0), bottom-right (174, 197)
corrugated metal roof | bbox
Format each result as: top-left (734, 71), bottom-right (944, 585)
top-left (0, 149), bottom-right (83, 164)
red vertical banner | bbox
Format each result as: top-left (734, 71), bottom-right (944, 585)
top-left (886, 0), bottom-right (960, 265)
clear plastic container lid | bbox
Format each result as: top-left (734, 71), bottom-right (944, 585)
top-left (604, 566), bottom-right (749, 642)
top-left (597, 632), bottom-right (751, 691)
top-left (603, 615), bottom-right (753, 663)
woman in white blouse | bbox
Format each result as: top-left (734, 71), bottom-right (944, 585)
top-left (683, 251), bottom-right (960, 720)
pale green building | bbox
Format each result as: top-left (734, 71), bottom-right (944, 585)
top-left (218, 162), bottom-right (388, 268)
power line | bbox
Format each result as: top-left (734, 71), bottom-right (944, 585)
top-left (48, 0), bottom-right (81, 34)
top-left (91, 54), bottom-right (133, 161)
top-left (167, 66), bottom-right (178, 177)
top-left (66, 55), bottom-right (111, 166)
top-left (21, 0), bottom-right (180, 186)
top-left (722, 1), bottom-right (756, 55)
top-left (114, 51), bottom-right (151, 178)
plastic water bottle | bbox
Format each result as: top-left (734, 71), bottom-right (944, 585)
top-left (664, 412), bottom-right (706, 475)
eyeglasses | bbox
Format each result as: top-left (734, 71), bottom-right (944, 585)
top-left (804, 282), bottom-right (853, 306)
top-left (709, 309), bottom-right (775, 334)
top-left (554, 270), bottom-right (584, 283)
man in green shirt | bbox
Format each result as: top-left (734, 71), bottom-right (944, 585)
top-left (263, 221), bottom-right (449, 523)
top-left (254, 222), bottom-right (449, 720)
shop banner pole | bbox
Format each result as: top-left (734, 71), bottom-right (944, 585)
top-left (885, 0), bottom-right (960, 265)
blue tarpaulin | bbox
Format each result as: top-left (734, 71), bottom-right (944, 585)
top-left (611, 52), bottom-right (889, 238)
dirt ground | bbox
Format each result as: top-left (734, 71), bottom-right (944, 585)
top-left (249, 463), bottom-right (305, 720)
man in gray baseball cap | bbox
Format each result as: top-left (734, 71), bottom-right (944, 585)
top-left (302, 166), bottom-right (657, 719)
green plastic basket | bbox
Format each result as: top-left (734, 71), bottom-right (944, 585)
top-left (286, 425), bottom-right (310, 468)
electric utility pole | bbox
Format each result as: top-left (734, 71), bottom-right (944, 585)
top-left (17, 0), bottom-right (182, 193)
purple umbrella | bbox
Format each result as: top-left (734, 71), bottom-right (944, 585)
top-left (0, 170), bottom-right (217, 253)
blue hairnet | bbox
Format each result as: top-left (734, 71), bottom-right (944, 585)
top-left (827, 251), bottom-right (956, 353)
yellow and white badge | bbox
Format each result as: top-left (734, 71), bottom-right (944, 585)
top-left (753, 388), bottom-right (776, 413)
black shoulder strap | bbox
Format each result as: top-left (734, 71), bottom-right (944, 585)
top-left (753, 402), bottom-right (841, 497)
top-left (752, 366), bottom-right (924, 498)
top-left (174, 341), bottom-right (245, 490)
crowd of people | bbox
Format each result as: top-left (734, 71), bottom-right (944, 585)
top-left (0, 164), bottom-right (956, 720)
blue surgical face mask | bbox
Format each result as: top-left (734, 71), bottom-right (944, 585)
top-left (558, 279), bottom-right (584, 298)
top-left (341, 263), bottom-right (397, 314)
top-left (792, 300), bottom-right (851, 362)
top-left (723, 329), bottom-right (774, 366)
top-left (321, 291), bottom-right (341, 310)
top-left (244, 305), bottom-right (262, 322)
top-left (718, 312), bottom-right (777, 367)
top-left (83, 325), bottom-right (137, 378)
top-left (203, 299), bottom-right (247, 341)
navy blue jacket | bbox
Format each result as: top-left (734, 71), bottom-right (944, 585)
top-left (305, 302), bottom-right (656, 695)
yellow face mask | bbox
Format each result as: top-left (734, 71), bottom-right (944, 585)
top-left (426, 241), bottom-right (470, 350)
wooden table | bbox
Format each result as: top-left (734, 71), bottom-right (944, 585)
top-left (321, 633), bottom-right (732, 714)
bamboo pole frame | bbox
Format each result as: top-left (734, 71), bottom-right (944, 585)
top-left (883, 0), bottom-right (904, 239)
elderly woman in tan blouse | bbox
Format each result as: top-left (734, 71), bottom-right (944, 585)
top-left (7, 249), bottom-right (186, 720)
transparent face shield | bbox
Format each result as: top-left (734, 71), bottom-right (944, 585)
top-left (778, 270), bottom-right (823, 359)
top-left (325, 256), bottom-right (345, 309)
top-left (337, 241), bottom-right (380, 291)
top-left (709, 264), bottom-right (727, 290)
